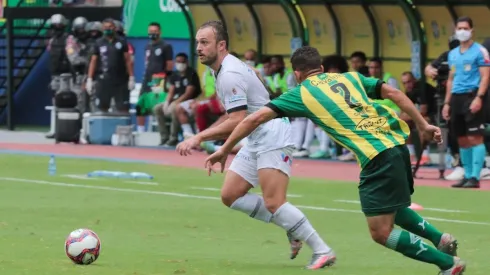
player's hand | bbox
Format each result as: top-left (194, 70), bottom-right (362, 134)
top-left (176, 136), bottom-right (201, 156)
top-left (128, 76), bottom-right (135, 91)
top-left (426, 67), bottom-right (438, 80)
top-left (86, 78), bottom-right (93, 94)
top-left (469, 97), bottom-right (482, 114)
top-left (442, 104), bottom-right (450, 121)
top-left (204, 149), bottom-right (229, 176)
top-left (420, 124), bottom-right (443, 144)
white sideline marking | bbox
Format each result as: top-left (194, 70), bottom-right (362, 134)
top-left (334, 199), bottom-right (360, 204)
top-left (191, 187), bottom-right (221, 191)
top-left (191, 187), bottom-right (303, 198)
top-left (1, 177), bottom-right (487, 226)
top-left (334, 200), bottom-right (469, 213)
top-left (62, 174), bottom-right (96, 180)
top-left (126, 181), bottom-right (158, 186)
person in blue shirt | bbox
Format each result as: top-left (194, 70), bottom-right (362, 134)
top-left (443, 16), bottom-right (490, 188)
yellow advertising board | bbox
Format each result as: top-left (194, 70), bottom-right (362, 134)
top-left (418, 6), bottom-right (454, 59)
top-left (300, 5), bottom-right (336, 56)
top-left (219, 4), bottom-right (257, 54)
top-left (371, 5), bottom-right (411, 58)
top-left (453, 6), bottom-right (490, 42)
top-left (332, 5), bottom-right (373, 56)
top-left (189, 5), bottom-right (219, 83)
top-left (253, 4), bottom-right (292, 55)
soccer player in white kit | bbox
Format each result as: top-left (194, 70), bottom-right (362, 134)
top-left (176, 21), bottom-right (336, 269)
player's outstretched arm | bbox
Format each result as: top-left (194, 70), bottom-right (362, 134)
top-left (220, 107), bottom-right (278, 154)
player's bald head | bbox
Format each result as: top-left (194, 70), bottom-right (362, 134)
top-left (291, 46), bottom-right (322, 73)
top-left (198, 20), bottom-right (229, 50)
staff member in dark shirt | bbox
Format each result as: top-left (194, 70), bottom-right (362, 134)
top-left (136, 22), bottom-right (174, 132)
top-left (153, 53), bottom-right (200, 146)
top-left (86, 18), bottom-right (135, 112)
top-left (400, 71), bottom-right (437, 165)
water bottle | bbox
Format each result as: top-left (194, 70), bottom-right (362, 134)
top-left (330, 143), bottom-right (337, 160)
top-left (48, 155), bottom-right (57, 176)
top-left (445, 149), bottom-right (453, 169)
top-left (130, 172), bottom-right (154, 180)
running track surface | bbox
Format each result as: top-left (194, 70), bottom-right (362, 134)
top-left (0, 143), bottom-right (488, 191)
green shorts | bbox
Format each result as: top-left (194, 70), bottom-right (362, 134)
top-left (359, 145), bottom-right (414, 216)
top-left (137, 92), bottom-right (167, 116)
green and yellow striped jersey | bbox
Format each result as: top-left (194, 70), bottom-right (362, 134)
top-left (266, 72), bottom-right (410, 168)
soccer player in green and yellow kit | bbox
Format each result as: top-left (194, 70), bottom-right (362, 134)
top-left (204, 46), bottom-right (466, 275)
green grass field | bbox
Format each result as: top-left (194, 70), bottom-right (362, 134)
top-left (0, 154), bottom-right (489, 275)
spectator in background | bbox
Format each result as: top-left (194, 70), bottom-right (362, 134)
top-left (400, 71), bottom-right (437, 165)
top-left (86, 18), bottom-right (135, 113)
top-left (368, 57), bottom-right (401, 114)
top-left (192, 67), bottom-right (224, 134)
top-left (65, 17), bottom-right (90, 114)
top-left (153, 53), bottom-right (200, 146)
top-left (270, 55), bottom-right (296, 98)
top-left (46, 14), bottom-right (71, 139)
top-left (443, 16), bottom-right (490, 188)
top-left (136, 22), bottom-right (174, 133)
top-left (349, 51), bottom-right (369, 77)
top-left (243, 49), bottom-right (258, 67)
top-left (84, 21), bottom-right (103, 112)
top-left (260, 55), bottom-right (274, 87)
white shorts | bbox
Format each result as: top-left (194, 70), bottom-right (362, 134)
top-left (228, 145), bottom-right (294, 188)
top-left (180, 99), bottom-right (210, 116)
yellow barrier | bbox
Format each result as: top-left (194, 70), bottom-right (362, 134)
top-left (253, 4), bottom-right (292, 55)
top-left (300, 4), bottom-right (336, 56)
top-left (332, 5), bottom-right (373, 57)
top-left (219, 4), bottom-right (257, 54)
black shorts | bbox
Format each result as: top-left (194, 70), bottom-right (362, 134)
top-left (450, 92), bottom-right (486, 137)
top-left (95, 80), bottom-right (129, 111)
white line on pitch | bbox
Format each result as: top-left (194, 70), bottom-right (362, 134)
top-left (334, 199), bottom-right (469, 213)
top-left (126, 181), bottom-right (158, 186)
top-left (1, 177), bottom-right (486, 226)
top-left (62, 174), bottom-right (97, 180)
top-left (191, 187), bottom-right (221, 191)
top-left (191, 187), bottom-right (303, 198)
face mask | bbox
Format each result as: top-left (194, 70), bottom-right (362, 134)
top-left (148, 33), bottom-right (159, 40)
top-left (103, 29), bottom-right (114, 36)
top-left (455, 29), bottom-right (472, 42)
top-left (176, 63), bottom-right (187, 72)
top-left (245, 60), bottom-right (255, 67)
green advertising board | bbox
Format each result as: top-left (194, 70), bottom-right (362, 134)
top-left (123, 0), bottom-right (189, 39)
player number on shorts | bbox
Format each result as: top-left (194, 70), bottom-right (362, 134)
top-left (330, 83), bottom-right (361, 108)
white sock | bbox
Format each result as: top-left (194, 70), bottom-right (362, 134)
top-left (302, 120), bottom-right (316, 150)
top-left (272, 202), bottom-right (331, 254)
top-left (137, 125), bottom-right (145, 133)
top-left (319, 131), bottom-right (330, 152)
top-left (291, 118), bottom-right (307, 149)
top-left (214, 145), bottom-right (221, 151)
top-left (230, 193), bottom-right (272, 223)
top-left (407, 144), bottom-right (415, 155)
top-left (181, 124), bottom-right (193, 135)
top-left (49, 107), bottom-right (56, 134)
top-left (423, 146), bottom-right (429, 157)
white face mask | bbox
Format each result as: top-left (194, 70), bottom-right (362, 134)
top-left (175, 63), bottom-right (187, 72)
top-left (245, 60), bottom-right (255, 67)
top-left (455, 29), bottom-right (472, 42)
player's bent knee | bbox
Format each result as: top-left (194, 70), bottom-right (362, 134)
top-left (221, 171), bottom-right (253, 207)
top-left (366, 214), bottom-right (396, 245)
top-left (258, 168), bottom-right (289, 213)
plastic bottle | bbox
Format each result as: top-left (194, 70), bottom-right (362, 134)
top-left (48, 155), bottom-right (57, 176)
top-left (445, 149), bottom-right (453, 169)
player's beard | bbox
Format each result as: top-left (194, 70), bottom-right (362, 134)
top-left (200, 51), bottom-right (218, 66)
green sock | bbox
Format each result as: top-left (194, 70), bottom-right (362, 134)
top-left (395, 207), bottom-right (443, 246)
top-left (386, 228), bottom-right (454, 270)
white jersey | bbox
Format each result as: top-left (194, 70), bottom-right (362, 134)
top-left (214, 54), bottom-right (294, 152)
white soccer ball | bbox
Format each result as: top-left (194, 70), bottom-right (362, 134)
top-left (64, 228), bottom-right (101, 265)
